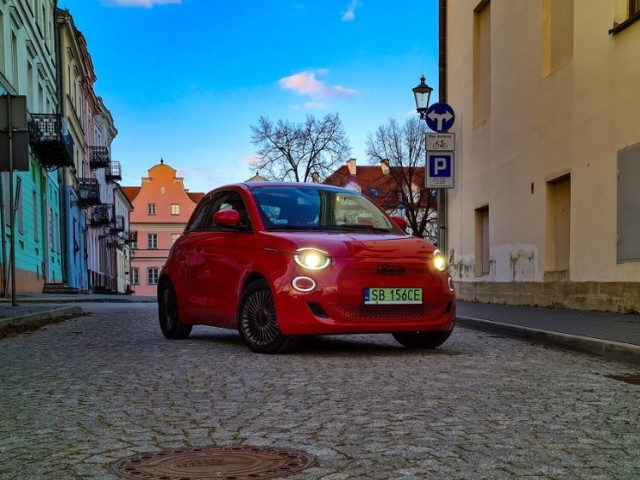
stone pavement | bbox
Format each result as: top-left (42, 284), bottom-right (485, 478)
top-left (2, 301), bottom-right (639, 479)
top-left (1, 293), bottom-right (639, 366)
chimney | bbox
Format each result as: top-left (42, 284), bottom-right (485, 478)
top-left (347, 158), bottom-right (357, 175)
top-left (381, 159), bottom-right (390, 175)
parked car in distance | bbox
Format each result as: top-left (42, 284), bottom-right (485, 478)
top-left (158, 182), bottom-right (456, 353)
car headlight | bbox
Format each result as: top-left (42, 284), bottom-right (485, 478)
top-left (433, 249), bottom-right (446, 272)
top-left (294, 248), bottom-right (331, 270)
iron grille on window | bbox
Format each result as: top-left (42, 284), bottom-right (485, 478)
top-left (77, 178), bottom-right (101, 208)
top-left (89, 146), bottom-right (110, 169)
top-left (28, 114), bottom-right (74, 169)
top-left (106, 161), bottom-right (122, 182)
top-left (125, 230), bottom-right (138, 244)
top-left (110, 215), bottom-right (125, 233)
top-left (90, 204), bottom-right (113, 228)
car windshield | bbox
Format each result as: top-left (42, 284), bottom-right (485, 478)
top-left (250, 185), bottom-right (396, 233)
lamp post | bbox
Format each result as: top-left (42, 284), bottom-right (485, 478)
top-left (412, 75), bottom-right (445, 250)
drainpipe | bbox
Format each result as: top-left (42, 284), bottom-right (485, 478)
top-left (55, 8), bottom-right (70, 285)
top-left (438, 0), bottom-right (448, 256)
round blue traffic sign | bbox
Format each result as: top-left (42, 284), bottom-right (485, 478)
top-left (425, 103), bottom-right (455, 132)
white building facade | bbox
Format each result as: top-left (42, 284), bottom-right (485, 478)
top-left (446, 0), bottom-right (640, 311)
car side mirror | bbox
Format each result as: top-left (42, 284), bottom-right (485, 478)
top-left (390, 215), bottom-right (408, 232)
top-left (214, 209), bottom-right (241, 226)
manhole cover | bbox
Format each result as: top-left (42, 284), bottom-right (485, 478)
top-left (607, 374), bottom-right (640, 385)
top-left (109, 445), bottom-right (315, 479)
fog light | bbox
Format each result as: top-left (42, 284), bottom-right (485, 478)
top-left (292, 276), bottom-right (317, 292)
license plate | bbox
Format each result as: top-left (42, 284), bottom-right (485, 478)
top-left (364, 287), bottom-right (423, 305)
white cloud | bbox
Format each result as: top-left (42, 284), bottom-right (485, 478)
top-left (278, 70), bottom-right (357, 99)
top-left (101, 0), bottom-right (181, 8)
top-left (342, 0), bottom-right (360, 21)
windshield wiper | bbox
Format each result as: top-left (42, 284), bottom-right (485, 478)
top-left (267, 225), bottom-right (321, 231)
top-left (322, 224), bottom-right (392, 233)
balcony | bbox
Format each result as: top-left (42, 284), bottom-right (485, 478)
top-left (90, 204), bottom-right (113, 228)
top-left (106, 161), bottom-right (122, 182)
top-left (76, 178), bottom-right (101, 208)
top-left (29, 114), bottom-right (74, 169)
top-left (89, 146), bottom-right (110, 169)
top-left (125, 230), bottom-right (138, 244)
top-left (110, 215), bottom-right (125, 233)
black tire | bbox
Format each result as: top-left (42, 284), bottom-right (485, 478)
top-left (237, 280), bottom-right (293, 354)
top-left (392, 330), bottom-right (452, 349)
top-left (158, 282), bottom-right (192, 339)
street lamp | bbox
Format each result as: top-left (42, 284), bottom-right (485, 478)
top-left (412, 75), bottom-right (445, 250)
top-left (412, 75), bottom-right (433, 121)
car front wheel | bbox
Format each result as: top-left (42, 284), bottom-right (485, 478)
top-left (158, 282), bottom-right (192, 339)
top-left (392, 330), bottom-right (452, 349)
top-left (237, 280), bottom-right (294, 354)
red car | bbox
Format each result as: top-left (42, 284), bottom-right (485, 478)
top-left (158, 182), bottom-right (456, 353)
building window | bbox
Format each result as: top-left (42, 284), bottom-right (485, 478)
top-left (148, 203), bottom-right (156, 215)
top-left (542, 0), bottom-right (574, 77)
top-left (610, 0), bottom-right (640, 34)
top-left (473, 0), bottom-right (491, 126)
top-left (147, 267), bottom-right (159, 285)
top-left (171, 203), bottom-right (180, 215)
top-left (475, 205), bottom-right (490, 276)
top-left (617, 143), bottom-right (640, 262)
top-left (171, 233), bottom-right (181, 244)
top-left (147, 233), bottom-right (158, 249)
top-left (131, 268), bottom-right (139, 285)
top-left (545, 175), bottom-right (571, 275)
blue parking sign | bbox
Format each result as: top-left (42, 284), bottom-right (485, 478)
top-left (426, 152), bottom-right (454, 188)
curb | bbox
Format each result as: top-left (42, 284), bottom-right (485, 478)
top-left (0, 306), bottom-right (83, 330)
top-left (457, 316), bottom-right (640, 367)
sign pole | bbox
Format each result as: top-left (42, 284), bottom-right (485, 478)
top-left (7, 95), bottom-right (17, 306)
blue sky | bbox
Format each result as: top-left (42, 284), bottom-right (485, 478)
top-left (57, 0), bottom-right (440, 193)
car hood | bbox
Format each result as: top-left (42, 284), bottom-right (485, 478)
top-left (261, 231), bottom-right (436, 259)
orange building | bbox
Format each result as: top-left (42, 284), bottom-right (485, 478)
top-left (122, 160), bottom-right (204, 297)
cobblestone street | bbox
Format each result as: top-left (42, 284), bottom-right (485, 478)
top-left (1, 303), bottom-right (639, 480)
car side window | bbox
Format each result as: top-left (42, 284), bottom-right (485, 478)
top-left (185, 195), bottom-right (214, 232)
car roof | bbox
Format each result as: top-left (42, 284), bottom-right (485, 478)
top-left (205, 181), bottom-right (359, 195)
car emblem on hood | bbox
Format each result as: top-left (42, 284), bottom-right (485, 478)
top-left (377, 264), bottom-right (406, 276)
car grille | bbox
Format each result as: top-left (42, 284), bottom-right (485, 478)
top-left (332, 303), bottom-right (444, 321)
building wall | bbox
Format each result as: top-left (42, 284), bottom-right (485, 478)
top-left (127, 161), bottom-right (201, 297)
top-left (446, 0), bottom-right (640, 311)
top-left (57, 8), bottom-right (90, 290)
top-left (0, 0), bottom-right (63, 295)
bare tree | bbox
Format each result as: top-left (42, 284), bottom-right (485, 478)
top-left (250, 113), bottom-right (351, 182)
top-left (365, 117), bottom-right (437, 241)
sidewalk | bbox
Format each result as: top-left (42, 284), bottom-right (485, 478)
top-left (456, 301), bottom-right (640, 367)
top-left (0, 293), bottom-right (155, 333)
top-left (1, 294), bottom-right (639, 366)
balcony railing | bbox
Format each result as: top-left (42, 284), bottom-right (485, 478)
top-left (110, 215), bottom-right (125, 233)
top-left (89, 146), bottom-right (110, 169)
top-left (90, 204), bottom-right (113, 228)
top-left (106, 161), bottom-right (122, 182)
top-left (29, 114), bottom-right (74, 169)
top-left (76, 178), bottom-right (101, 208)
top-left (125, 230), bottom-right (138, 244)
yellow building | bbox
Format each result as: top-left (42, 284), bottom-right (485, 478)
top-left (446, 0), bottom-right (640, 311)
